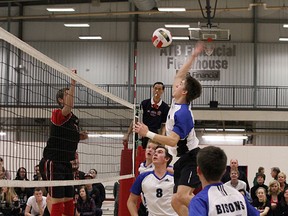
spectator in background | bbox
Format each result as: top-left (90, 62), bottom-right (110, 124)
top-left (276, 187), bottom-right (288, 216)
top-left (221, 158), bottom-right (250, 191)
top-left (14, 167), bottom-right (33, 214)
top-left (84, 173), bottom-right (103, 216)
top-left (251, 173), bottom-right (268, 201)
top-left (278, 172), bottom-right (288, 193)
top-left (270, 167), bottom-right (280, 180)
top-left (33, 165), bottom-right (42, 181)
top-left (267, 179), bottom-right (281, 215)
top-left (0, 157), bottom-right (10, 180)
top-left (0, 187), bottom-right (21, 216)
top-left (75, 186), bottom-right (96, 216)
top-left (253, 166), bottom-right (266, 186)
top-left (252, 187), bottom-right (271, 216)
top-left (24, 187), bottom-right (46, 216)
top-left (123, 82), bottom-right (170, 149)
top-left (88, 169), bottom-right (105, 208)
top-left (224, 169), bottom-right (247, 192)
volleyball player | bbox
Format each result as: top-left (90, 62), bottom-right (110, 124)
top-left (189, 146), bottom-right (259, 216)
top-left (127, 145), bottom-right (177, 216)
top-left (39, 69), bottom-right (88, 216)
top-left (134, 41), bottom-right (204, 216)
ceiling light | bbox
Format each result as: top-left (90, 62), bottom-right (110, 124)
top-left (279, 37), bottom-right (288, 41)
top-left (204, 128), bottom-right (245, 132)
top-left (172, 36), bottom-right (190, 40)
top-left (47, 8), bottom-right (75, 12)
top-left (188, 27), bottom-right (201, 31)
top-left (0, 131), bottom-right (6, 136)
top-left (283, 24), bottom-right (288, 28)
top-left (88, 134), bottom-right (124, 138)
top-left (79, 36), bottom-right (102, 40)
top-left (158, 8), bottom-right (186, 12)
top-left (64, 24), bottom-right (90, 28)
top-left (165, 24), bottom-right (190, 28)
top-left (202, 135), bottom-right (248, 141)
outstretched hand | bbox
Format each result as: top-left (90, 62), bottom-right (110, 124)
top-left (80, 131), bottom-right (88, 140)
top-left (133, 122), bottom-right (149, 137)
top-left (193, 41), bottom-right (205, 56)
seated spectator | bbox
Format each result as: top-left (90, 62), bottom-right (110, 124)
top-left (252, 187), bottom-right (271, 216)
top-left (24, 187), bottom-right (46, 216)
top-left (251, 173), bottom-right (268, 201)
top-left (32, 165), bottom-right (47, 196)
top-left (75, 186), bottom-right (96, 216)
top-left (270, 167), bottom-right (280, 180)
top-left (85, 173), bottom-right (102, 216)
top-left (0, 157), bottom-right (11, 180)
top-left (267, 179), bottom-right (281, 215)
top-left (278, 172), bottom-right (288, 193)
top-left (0, 187), bottom-right (21, 216)
top-left (221, 159), bottom-right (250, 191)
top-left (88, 169), bottom-right (105, 208)
top-left (14, 167), bottom-right (33, 214)
top-left (253, 166), bottom-right (266, 186)
top-left (276, 187), bottom-right (288, 215)
top-left (224, 169), bottom-right (247, 191)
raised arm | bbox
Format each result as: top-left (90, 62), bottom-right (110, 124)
top-left (62, 69), bottom-right (76, 117)
top-left (173, 42), bottom-right (204, 92)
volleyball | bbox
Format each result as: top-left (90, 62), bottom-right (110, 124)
top-left (152, 28), bottom-right (172, 48)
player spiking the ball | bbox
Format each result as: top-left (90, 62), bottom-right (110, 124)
top-left (134, 41), bottom-right (204, 216)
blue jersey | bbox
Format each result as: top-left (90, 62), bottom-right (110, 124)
top-left (189, 183), bottom-right (260, 216)
top-left (166, 99), bottom-right (198, 156)
top-left (130, 171), bottom-right (177, 216)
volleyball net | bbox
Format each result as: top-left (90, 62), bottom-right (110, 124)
top-left (0, 27), bottom-right (135, 188)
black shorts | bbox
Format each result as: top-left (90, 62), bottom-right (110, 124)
top-left (39, 158), bottom-right (74, 199)
top-left (173, 147), bottom-right (201, 193)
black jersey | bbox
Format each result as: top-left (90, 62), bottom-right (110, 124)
top-left (43, 109), bottom-right (80, 162)
top-left (141, 98), bottom-right (169, 133)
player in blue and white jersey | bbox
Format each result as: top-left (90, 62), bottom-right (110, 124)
top-left (134, 41), bottom-right (204, 216)
top-left (127, 146), bottom-right (177, 216)
top-left (189, 146), bottom-right (259, 216)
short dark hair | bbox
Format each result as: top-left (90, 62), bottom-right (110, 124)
top-left (153, 82), bottom-right (165, 90)
top-left (56, 87), bottom-right (69, 106)
top-left (258, 166), bottom-right (264, 173)
top-left (197, 146), bottom-right (227, 182)
top-left (34, 187), bottom-right (42, 193)
top-left (0, 157), bottom-right (3, 162)
top-left (155, 145), bottom-right (173, 167)
top-left (271, 167), bottom-right (280, 174)
top-left (184, 74), bottom-right (202, 103)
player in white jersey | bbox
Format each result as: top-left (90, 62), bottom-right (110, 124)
top-left (189, 146), bottom-right (259, 216)
top-left (134, 41), bottom-right (204, 216)
top-left (138, 141), bottom-right (158, 175)
top-left (127, 145), bottom-right (177, 216)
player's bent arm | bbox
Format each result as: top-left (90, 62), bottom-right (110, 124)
top-left (148, 131), bottom-right (180, 147)
top-left (24, 205), bottom-right (32, 216)
top-left (123, 121), bottom-right (133, 142)
top-left (127, 193), bottom-right (139, 216)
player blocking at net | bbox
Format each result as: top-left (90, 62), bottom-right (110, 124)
top-left (39, 69), bottom-right (88, 216)
top-left (134, 41), bottom-right (204, 216)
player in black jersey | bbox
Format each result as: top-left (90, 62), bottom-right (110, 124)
top-left (40, 69), bottom-right (88, 216)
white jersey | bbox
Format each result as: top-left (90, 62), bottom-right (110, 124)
top-left (166, 99), bottom-right (198, 156)
top-left (138, 161), bottom-right (155, 174)
top-left (26, 195), bottom-right (47, 216)
top-left (189, 183), bottom-right (259, 216)
top-left (130, 171), bottom-right (177, 216)
top-left (224, 180), bottom-right (247, 191)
